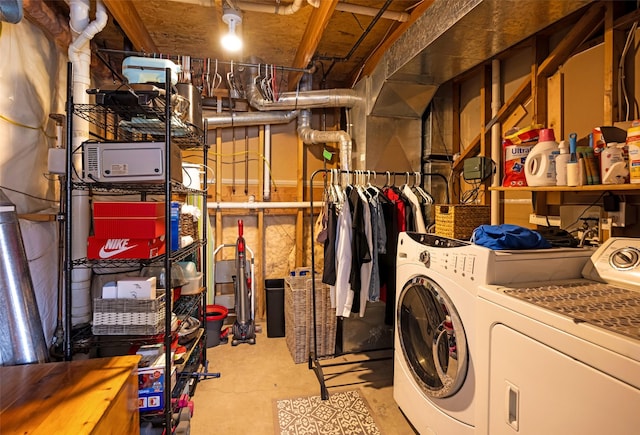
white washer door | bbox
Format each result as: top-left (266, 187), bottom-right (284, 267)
top-left (398, 275), bottom-right (468, 398)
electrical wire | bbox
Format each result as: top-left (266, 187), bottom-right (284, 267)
top-left (0, 185), bottom-right (59, 204)
top-left (560, 192), bottom-right (607, 232)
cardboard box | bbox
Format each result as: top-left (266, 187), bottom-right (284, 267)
top-left (117, 276), bottom-right (156, 299)
top-left (137, 354), bottom-right (176, 412)
top-left (102, 282), bottom-right (117, 299)
top-left (87, 237), bottom-right (166, 260)
top-left (93, 201), bottom-right (166, 239)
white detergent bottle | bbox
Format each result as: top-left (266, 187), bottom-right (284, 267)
top-left (524, 128), bottom-right (558, 186)
top-left (555, 140), bottom-right (570, 185)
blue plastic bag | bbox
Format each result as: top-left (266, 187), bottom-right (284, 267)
top-left (471, 224), bottom-right (551, 250)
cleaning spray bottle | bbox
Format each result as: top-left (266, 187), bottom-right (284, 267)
top-left (524, 128), bottom-right (558, 186)
top-left (567, 132), bottom-right (580, 187)
top-left (555, 140), bottom-right (570, 185)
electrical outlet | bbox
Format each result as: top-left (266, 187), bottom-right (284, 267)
top-left (607, 202), bottom-right (636, 227)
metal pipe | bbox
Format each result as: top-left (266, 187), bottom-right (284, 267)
top-left (234, 0), bottom-right (307, 15)
top-left (204, 110), bottom-right (298, 128)
top-left (264, 124), bottom-right (272, 200)
top-left (0, 191), bottom-right (49, 365)
top-left (491, 58), bottom-right (501, 224)
top-left (208, 201), bottom-right (316, 210)
top-left (335, 2), bottom-right (408, 22)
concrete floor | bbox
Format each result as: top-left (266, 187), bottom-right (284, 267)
top-left (190, 322), bottom-right (417, 434)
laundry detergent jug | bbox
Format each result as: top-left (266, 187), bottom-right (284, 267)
top-left (524, 128), bottom-right (558, 186)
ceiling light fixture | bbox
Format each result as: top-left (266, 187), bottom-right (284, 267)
top-left (221, 6), bottom-right (243, 52)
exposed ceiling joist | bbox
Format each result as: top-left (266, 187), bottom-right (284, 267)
top-left (102, 0), bottom-right (158, 53)
top-left (287, 0), bottom-right (338, 90)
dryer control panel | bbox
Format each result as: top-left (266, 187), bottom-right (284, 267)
top-left (582, 237), bottom-right (640, 288)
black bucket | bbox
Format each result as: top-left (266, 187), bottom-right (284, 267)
top-left (206, 305), bottom-right (228, 347)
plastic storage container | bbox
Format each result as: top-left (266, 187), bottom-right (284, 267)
top-left (265, 279), bottom-right (285, 338)
top-left (122, 57), bottom-right (180, 85)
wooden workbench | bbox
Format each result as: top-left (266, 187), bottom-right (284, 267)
top-left (0, 355), bottom-right (141, 435)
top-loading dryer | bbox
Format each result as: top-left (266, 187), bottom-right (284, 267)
top-left (476, 237), bottom-right (640, 435)
top-left (394, 232), bottom-right (594, 435)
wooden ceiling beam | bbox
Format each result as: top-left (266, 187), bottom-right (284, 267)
top-left (287, 0), bottom-right (338, 91)
top-left (102, 0), bottom-right (158, 54)
top-left (537, 3), bottom-right (605, 78)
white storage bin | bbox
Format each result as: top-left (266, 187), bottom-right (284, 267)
top-left (181, 272), bottom-right (203, 295)
top-left (122, 56), bottom-right (181, 85)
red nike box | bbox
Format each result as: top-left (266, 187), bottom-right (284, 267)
top-left (93, 201), bottom-right (166, 239)
top-left (87, 236), bottom-right (166, 260)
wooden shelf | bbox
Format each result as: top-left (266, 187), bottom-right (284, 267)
top-left (490, 184), bottom-right (640, 192)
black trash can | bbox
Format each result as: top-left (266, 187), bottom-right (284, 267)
top-left (265, 278), bottom-right (285, 338)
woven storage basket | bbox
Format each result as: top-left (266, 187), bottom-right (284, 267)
top-left (179, 213), bottom-right (199, 240)
top-left (284, 276), bottom-right (336, 364)
top-left (435, 205), bottom-right (491, 240)
top-left (92, 293), bottom-right (165, 335)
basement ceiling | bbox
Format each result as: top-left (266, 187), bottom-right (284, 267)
top-left (89, 0), bottom-right (426, 90)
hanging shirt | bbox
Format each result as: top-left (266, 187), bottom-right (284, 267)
top-left (402, 184), bottom-right (427, 233)
top-left (322, 202), bottom-right (338, 286)
top-left (348, 187), bottom-right (371, 316)
top-left (356, 186), bottom-right (373, 317)
top-left (333, 197), bottom-right (353, 317)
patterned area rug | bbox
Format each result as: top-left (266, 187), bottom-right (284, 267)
top-left (275, 389), bottom-right (381, 435)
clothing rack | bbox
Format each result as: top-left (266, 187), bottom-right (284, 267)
top-left (308, 168), bottom-right (449, 400)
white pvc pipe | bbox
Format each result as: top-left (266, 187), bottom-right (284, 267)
top-left (68, 0), bottom-right (108, 325)
top-left (264, 124), bottom-right (271, 200)
top-left (235, 0), bottom-right (306, 15)
top-left (208, 201), bottom-right (317, 210)
top-left (491, 58), bottom-right (501, 225)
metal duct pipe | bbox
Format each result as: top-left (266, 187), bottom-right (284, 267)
top-left (204, 110), bottom-right (298, 128)
top-left (243, 65), bottom-right (360, 110)
top-left (245, 84), bottom-right (360, 111)
top-left (0, 191), bottom-right (48, 365)
top-left (298, 109), bottom-right (352, 171)
top-left (0, 0), bottom-right (22, 23)
top-left (68, 0), bottom-right (108, 326)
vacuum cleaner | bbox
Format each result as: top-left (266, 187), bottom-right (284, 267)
top-left (232, 219), bottom-right (256, 345)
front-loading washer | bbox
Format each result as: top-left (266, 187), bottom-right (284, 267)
top-left (394, 232), bottom-right (594, 435)
top-left (476, 237), bottom-right (640, 435)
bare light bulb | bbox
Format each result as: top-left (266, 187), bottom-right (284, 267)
top-left (221, 8), bottom-right (242, 52)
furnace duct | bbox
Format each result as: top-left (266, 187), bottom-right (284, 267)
top-left (0, 190), bottom-right (48, 366)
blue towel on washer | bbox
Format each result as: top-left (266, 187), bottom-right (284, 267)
top-left (471, 224), bottom-right (551, 250)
